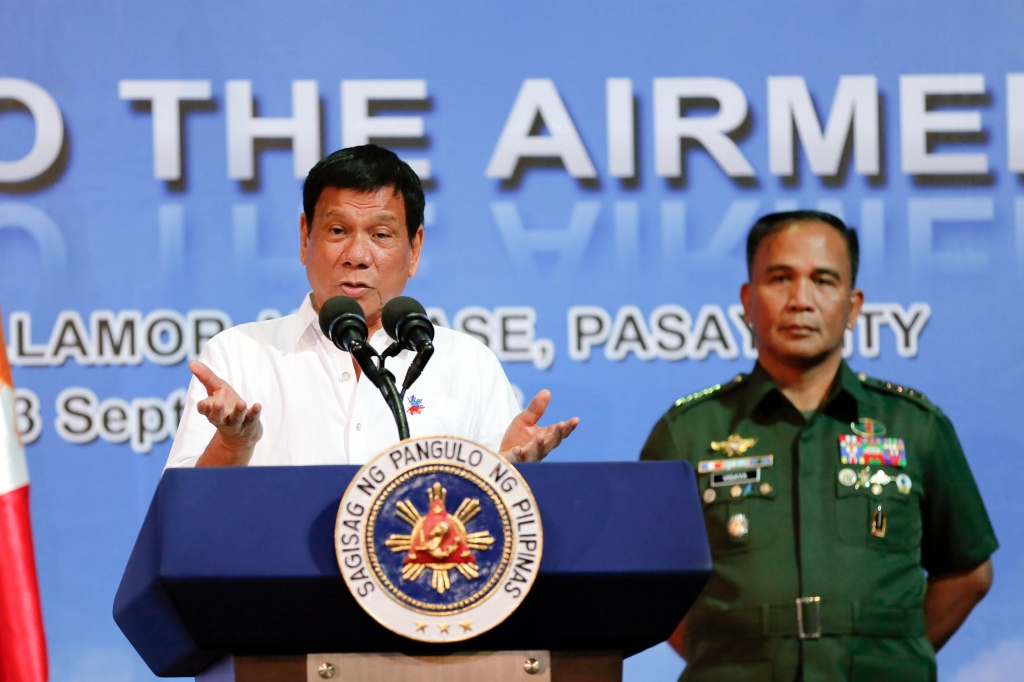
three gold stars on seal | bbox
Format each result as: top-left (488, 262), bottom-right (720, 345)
top-left (414, 620), bottom-right (473, 634)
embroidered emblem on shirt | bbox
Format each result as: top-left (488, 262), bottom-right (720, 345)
top-left (710, 434), bottom-right (757, 457)
top-left (838, 435), bottom-right (906, 468)
top-left (851, 418), bottom-right (886, 437)
top-left (407, 395), bottom-right (425, 415)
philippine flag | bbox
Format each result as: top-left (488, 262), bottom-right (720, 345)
top-left (0, 313), bottom-right (48, 682)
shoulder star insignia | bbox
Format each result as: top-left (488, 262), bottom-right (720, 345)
top-left (438, 622), bottom-right (450, 634)
top-left (460, 620), bottom-right (473, 632)
top-left (710, 434), bottom-right (757, 457)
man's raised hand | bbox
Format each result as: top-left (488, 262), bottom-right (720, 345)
top-left (191, 360), bottom-right (263, 467)
top-left (499, 389), bottom-right (579, 463)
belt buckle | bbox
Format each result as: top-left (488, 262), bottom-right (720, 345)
top-left (796, 596), bottom-right (822, 640)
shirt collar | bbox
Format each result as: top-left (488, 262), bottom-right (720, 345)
top-left (295, 292), bottom-right (320, 345)
top-left (740, 360), bottom-right (873, 422)
top-left (294, 292), bottom-right (400, 355)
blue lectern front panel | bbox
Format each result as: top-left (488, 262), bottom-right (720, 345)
top-left (115, 462), bottom-right (710, 676)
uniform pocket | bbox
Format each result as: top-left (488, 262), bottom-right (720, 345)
top-left (835, 478), bottom-right (922, 552)
top-left (704, 496), bottom-right (777, 555)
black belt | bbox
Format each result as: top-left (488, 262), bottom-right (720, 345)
top-left (690, 598), bottom-right (926, 639)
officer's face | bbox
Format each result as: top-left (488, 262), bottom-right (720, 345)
top-left (741, 221), bottom-right (864, 368)
top-left (300, 186), bottom-right (424, 334)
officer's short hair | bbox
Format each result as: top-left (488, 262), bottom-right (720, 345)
top-left (303, 144), bottom-right (425, 244)
top-left (745, 210), bottom-right (860, 285)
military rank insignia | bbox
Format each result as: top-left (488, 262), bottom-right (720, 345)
top-left (838, 435), bottom-right (906, 468)
top-left (336, 436), bottom-right (541, 642)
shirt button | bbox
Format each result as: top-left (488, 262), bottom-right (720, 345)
top-left (356, 423), bottom-right (362, 431)
top-left (341, 372), bottom-right (351, 382)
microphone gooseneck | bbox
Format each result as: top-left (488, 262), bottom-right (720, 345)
top-left (381, 296), bottom-right (435, 395)
top-left (318, 296), bottom-right (410, 440)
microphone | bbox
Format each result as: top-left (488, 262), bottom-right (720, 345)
top-left (382, 297), bottom-right (435, 393)
top-left (318, 295), bottom-right (368, 353)
top-left (318, 296), bottom-right (410, 440)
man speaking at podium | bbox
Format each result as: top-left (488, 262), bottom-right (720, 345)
top-left (642, 212), bottom-right (996, 681)
top-left (165, 144), bottom-right (577, 469)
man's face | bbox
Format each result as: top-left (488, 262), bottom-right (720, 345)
top-left (300, 186), bottom-right (423, 331)
top-left (740, 221), bottom-right (864, 368)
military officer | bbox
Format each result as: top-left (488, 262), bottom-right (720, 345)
top-left (641, 211), bottom-right (996, 681)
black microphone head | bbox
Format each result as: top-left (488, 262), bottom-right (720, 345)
top-left (318, 295), bottom-right (364, 335)
top-left (382, 296), bottom-right (428, 340)
top-left (318, 296), bottom-right (368, 351)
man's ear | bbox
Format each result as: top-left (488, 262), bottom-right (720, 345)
top-left (299, 213), bottom-right (310, 265)
top-left (408, 224), bottom-right (425, 277)
top-left (847, 287), bottom-right (865, 330)
top-left (739, 282), bottom-right (752, 323)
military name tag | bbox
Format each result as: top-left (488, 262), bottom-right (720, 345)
top-left (711, 469), bottom-right (761, 488)
top-left (698, 454), bottom-right (774, 474)
top-left (336, 436), bottom-right (541, 643)
top-left (838, 435), bottom-right (906, 468)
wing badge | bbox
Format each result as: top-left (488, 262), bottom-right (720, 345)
top-left (710, 434), bottom-right (758, 457)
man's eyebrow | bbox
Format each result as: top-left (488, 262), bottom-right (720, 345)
top-left (812, 267), bottom-right (842, 279)
top-left (372, 212), bottom-right (400, 224)
top-left (320, 209), bottom-right (400, 224)
top-left (762, 264), bottom-right (843, 280)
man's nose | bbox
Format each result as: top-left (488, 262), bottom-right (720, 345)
top-left (339, 233), bottom-right (372, 267)
top-left (787, 277), bottom-right (815, 309)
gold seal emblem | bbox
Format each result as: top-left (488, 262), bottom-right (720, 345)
top-left (711, 434), bottom-right (757, 457)
top-left (384, 482), bottom-right (496, 594)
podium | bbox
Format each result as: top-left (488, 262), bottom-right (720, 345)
top-left (114, 462), bottom-right (711, 681)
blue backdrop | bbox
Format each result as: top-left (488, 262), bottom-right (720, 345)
top-left (1, 1), bottom-right (1022, 679)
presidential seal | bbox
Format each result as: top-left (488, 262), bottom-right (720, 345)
top-left (335, 436), bottom-right (543, 643)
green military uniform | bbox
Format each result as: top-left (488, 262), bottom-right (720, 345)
top-left (641, 361), bottom-right (998, 682)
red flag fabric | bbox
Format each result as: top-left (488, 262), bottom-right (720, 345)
top-left (0, 312), bottom-right (48, 682)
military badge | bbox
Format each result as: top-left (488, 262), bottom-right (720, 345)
top-left (851, 418), bottom-right (886, 437)
top-left (336, 436), bottom-right (542, 642)
top-left (838, 435), bottom-right (906, 468)
top-left (727, 513), bottom-right (749, 538)
top-left (896, 474), bottom-right (912, 494)
top-left (838, 468), bottom-right (857, 487)
top-left (711, 434), bottom-right (757, 457)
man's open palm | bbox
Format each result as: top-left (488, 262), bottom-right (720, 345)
top-left (500, 389), bottom-right (579, 463)
top-left (190, 360), bottom-right (263, 450)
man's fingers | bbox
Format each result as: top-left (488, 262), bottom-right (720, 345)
top-left (520, 389), bottom-right (552, 426)
top-left (223, 400), bottom-right (248, 427)
top-left (190, 361), bottom-right (226, 395)
top-left (241, 403), bottom-right (262, 430)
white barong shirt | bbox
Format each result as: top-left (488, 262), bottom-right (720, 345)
top-left (164, 295), bottom-right (520, 468)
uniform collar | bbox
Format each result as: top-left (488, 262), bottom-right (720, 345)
top-left (742, 359), bottom-right (873, 423)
